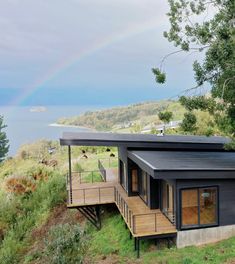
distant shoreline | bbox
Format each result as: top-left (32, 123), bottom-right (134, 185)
top-left (49, 123), bottom-right (93, 131)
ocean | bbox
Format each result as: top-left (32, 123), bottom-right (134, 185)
top-left (0, 106), bottom-right (104, 156)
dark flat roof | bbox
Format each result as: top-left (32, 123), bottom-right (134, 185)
top-left (60, 132), bottom-right (230, 150)
top-left (128, 150), bottom-right (235, 179)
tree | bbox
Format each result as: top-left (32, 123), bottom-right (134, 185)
top-left (0, 116), bottom-right (9, 162)
top-left (153, 0), bottom-right (235, 139)
top-left (158, 111), bottom-right (173, 133)
top-left (158, 111), bottom-right (173, 124)
top-left (180, 112), bottom-right (197, 133)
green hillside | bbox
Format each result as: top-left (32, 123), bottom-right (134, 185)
top-left (0, 140), bottom-right (235, 263)
top-left (57, 100), bottom-right (186, 132)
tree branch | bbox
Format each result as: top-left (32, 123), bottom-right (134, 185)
top-left (159, 46), bottom-right (209, 70)
top-left (222, 76), bottom-right (235, 99)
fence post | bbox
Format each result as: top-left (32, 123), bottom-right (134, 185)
top-left (91, 171), bottom-right (93, 183)
top-left (68, 145), bottom-right (72, 204)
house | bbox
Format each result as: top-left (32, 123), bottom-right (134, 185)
top-left (60, 132), bottom-right (235, 257)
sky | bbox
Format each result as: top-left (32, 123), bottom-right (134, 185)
top-left (0, 0), bottom-right (203, 107)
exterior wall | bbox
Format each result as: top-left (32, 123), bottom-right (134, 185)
top-left (177, 224), bottom-right (235, 248)
top-left (149, 177), bottom-right (159, 209)
top-left (176, 179), bottom-right (235, 230)
top-left (118, 146), bottom-right (129, 193)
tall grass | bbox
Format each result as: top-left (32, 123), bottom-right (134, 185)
top-left (86, 209), bottom-right (138, 262)
top-left (0, 172), bottom-right (66, 264)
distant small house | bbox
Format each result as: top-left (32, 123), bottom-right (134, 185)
top-left (60, 132), bottom-right (235, 257)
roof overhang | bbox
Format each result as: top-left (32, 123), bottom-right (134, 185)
top-left (128, 150), bottom-right (235, 179)
top-left (60, 132), bottom-right (230, 150)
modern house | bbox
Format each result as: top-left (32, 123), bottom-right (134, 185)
top-left (60, 132), bottom-right (235, 257)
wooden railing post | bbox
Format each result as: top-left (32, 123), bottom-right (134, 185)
top-left (155, 213), bottom-right (157, 232)
top-left (114, 187), bottom-right (116, 202)
top-left (98, 188), bottom-right (101, 203)
top-left (129, 211), bottom-right (131, 228)
top-left (133, 215), bottom-right (135, 234)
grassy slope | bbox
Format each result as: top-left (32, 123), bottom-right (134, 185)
top-left (1, 142), bottom-right (235, 263)
top-left (86, 209), bottom-right (235, 264)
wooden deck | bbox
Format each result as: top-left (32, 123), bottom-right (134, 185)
top-left (67, 168), bottom-right (176, 238)
top-left (115, 185), bottom-right (176, 237)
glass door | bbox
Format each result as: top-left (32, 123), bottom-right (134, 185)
top-left (139, 170), bottom-right (148, 204)
top-left (162, 181), bottom-right (175, 223)
top-left (181, 187), bottom-right (218, 229)
top-left (131, 168), bottom-right (138, 193)
top-left (119, 160), bottom-right (125, 188)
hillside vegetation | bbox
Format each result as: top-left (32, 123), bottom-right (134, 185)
top-left (56, 99), bottom-right (224, 137)
top-left (57, 100), bottom-right (185, 132)
top-left (1, 140), bottom-right (234, 263)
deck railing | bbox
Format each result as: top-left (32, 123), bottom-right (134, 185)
top-left (98, 157), bottom-right (118, 168)
top-left (71, 170), bottom-right (104, 184)
top-left (114, 187), bottom-right (134, 231)
top-left (114, 187), bottom-right (174, 235)
top-left (69, 186), bottom-right (115, 205)
top-left (98, 159), bottom-right (107, 182)
top-left (162, 208), bottom-right (176, 225)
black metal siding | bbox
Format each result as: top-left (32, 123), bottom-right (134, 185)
top-left (118, 146), bottom-right (129, 193)
top-left (150, 177), bottom-right (159, 209)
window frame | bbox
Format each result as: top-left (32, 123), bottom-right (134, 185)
top-left (130, 168), bottom-right (139, 194)
top-left (139, 170), bottom-right (148, 205)
top-left (162, 180), bottom-right (175, 224)
top-left (180, 186), bottom-right (219, 230)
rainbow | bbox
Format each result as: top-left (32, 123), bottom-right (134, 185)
top-left (11, 18), bottom-right (161, 106)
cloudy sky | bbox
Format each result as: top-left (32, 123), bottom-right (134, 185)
top-left (0, 0), bottom-right (201, 106)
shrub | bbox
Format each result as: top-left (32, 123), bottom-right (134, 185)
top-left (5, 175), bottom-right (36, 195)
top-left (27, 165), bottom-right (54, 181)
top-left (43, 224), bottom-right (84, 264)
top-left (0, 172), bottom-right (66, 264)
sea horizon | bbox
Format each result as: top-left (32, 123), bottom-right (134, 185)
top-left (0, 105), bottom-right (106, 156)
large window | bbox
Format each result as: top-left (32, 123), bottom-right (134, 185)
top-left (162, 181), bottom-right (174, 223)
top-left (139, 170), bottom-right (148, 204)
top-left (119, 160), bottom-right (126, 189)
top-left (181, 187), bottom-right (218, 228)
top-left (131, 169), bottom-right (138, 193)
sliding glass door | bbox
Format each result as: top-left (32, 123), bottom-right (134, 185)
top-left (181, 187), bottom-right (218, 229)
top-left (162, 181), bottom-right (174, 223)
top-left (131, 168), bottom-right (138, 193)
top-left (139, 170), bottom-right (148, 204)
top-left (119, 160), bottom-right (126, 189)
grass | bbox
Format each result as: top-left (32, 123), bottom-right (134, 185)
top-left (1, 143), bottom-right (235, 264)
top-left (141, 236), bottom-right (235, 264)
top-left (86, 207), bottom-right (150, 263)
top-left (0, 172), bottom-right (66, 264)
top-left (84, 207), bottom-right (235, 264)
top-left (0, 144), bottom-right (118, 264)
